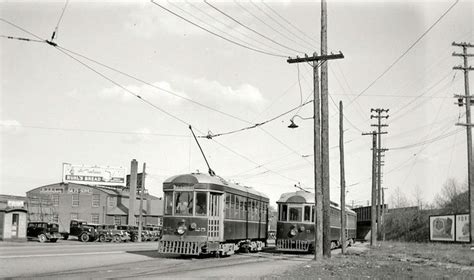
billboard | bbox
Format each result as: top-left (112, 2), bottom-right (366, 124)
top-left (455, 214), bottom-right (470, 242)
top-left (62, 163), bottom-right (126, 187)
top-left (430, 215), bottom-right (455, 242)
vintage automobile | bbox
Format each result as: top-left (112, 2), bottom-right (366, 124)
top-left (69, 219), bottom-right (99, 242)
top-left (27, 222), bottom-right (62, 243)
top-left (96, 224), bottom-right (131, 242)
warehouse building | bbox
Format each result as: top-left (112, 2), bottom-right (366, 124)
top-left (26, 183), bottom-right (163, 232)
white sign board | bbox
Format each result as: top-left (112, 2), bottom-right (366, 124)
top-left (62, 163), bottom-right (126, 187)
top-left (430, 215), bottom-right (455, 242)
top-left (455, 214), bottom-right (470, 242)
top-left (7, 200), bottom-right (24, 208)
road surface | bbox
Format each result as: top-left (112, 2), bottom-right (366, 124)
top-left (0, 241), bottom-right (321, 279)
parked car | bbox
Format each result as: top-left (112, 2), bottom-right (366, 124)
top-left (27, 222), bottom-right (62, 243)
top-left (96, 224), bottom-right (131, 242)
top-left (69, 219), bottom-right (99, 242)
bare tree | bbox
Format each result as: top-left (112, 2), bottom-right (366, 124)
top-left (389, 186), bottom-right (410, 209)
top-left (412, 185), bottom-right (424, 210)
top-left (435, 178), bottom-right (469, 213)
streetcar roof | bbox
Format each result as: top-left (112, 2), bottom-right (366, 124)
top-left (163, 173), bottom-right (269, 199)
top-left (277, 191), bottom-right (355, 214)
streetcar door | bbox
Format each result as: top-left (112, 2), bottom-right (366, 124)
top-left (208, 193), bottom-right (223, 241)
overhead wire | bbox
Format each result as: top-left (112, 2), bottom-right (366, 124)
top-left (50, 0), bottom-right (69, 41)
top-left (204, 0), bottom-right (305, 54)
top-left (346, 0), bottom-right (459, 107)
top-left (150, 1), bottom-right (286, 58)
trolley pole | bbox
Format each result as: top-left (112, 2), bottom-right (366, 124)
top-left (339, 101), bottom-right (347, 254)
top-left (287, 52), bottom-right (344, 261)
top-left (452, 41), bottom-right (473, 246)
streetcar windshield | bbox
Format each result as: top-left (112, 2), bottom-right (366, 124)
top-left (195, 192), bottom-right (207, 215)
top-left (175, 191), bottom-right (193, 215)
top-left (164, 192), bottom-right (173, 215)
top-left (289, 207), bottom-right (302, 222)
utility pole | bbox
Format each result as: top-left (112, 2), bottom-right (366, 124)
top-left (138, 162), bottom-right (146, 242)
top-left (371, 108), bottom-right (389, 240)
top-left (339, 101), bottom-right (346, 254)
top-left (362, 131), bottom-right (377, 246)
top-left (128, 159), bottom-right (138, 226)
top-left (452, 41), bottom-right (473, 246)
top-left (382, 187), bottom-right (387, 241)
top-left (287, 51), bottom-right (343, 260)
top-left (320, 0), bottom-right (332, 258)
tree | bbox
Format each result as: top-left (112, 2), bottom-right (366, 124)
top-left (435, 178), bottom-right (468, 214)
top-left (389, 186), bottom-right (411, 209)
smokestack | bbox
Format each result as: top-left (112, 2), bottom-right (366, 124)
top-left (128, 159), bottom-right (138, 225)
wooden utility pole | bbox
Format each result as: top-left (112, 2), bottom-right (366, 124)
top-left (452, 41), bottom-right (473, 246)
top-left (382, 187), bottom-right (387, 241)
top-left (320, 0), bottom-right (331, 258)
top-left (128, 159), bottom-right (138, 226)
top-left (339, 101), bottom-right (346, 254)
top-left (362, 131), bottom-right (378, 246)
top-left (371, 108), bottom-right (389, 239)
top-left (287, 51), bottom-right (343, 260)
top-left (138, 162), bottom-right (146, 242)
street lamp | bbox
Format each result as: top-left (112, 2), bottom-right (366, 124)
top-left (287, 115), bottom-right (313, 129)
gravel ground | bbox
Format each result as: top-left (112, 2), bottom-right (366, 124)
top-left (265, 241), bottom-right (474, 279)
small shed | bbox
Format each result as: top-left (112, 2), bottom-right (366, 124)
top-left (0, 195), bottom-right (28, 241)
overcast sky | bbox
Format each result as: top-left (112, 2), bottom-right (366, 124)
top-left (1, 0), bottom-right (472, 208)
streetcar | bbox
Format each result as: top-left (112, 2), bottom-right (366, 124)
top-left (158, 173), bottom-right (269, 256)
top-left (276, 191), bottom-right (356, 252)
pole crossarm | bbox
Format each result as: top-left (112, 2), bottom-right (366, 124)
top-left (371, 124), bottom-right (388, 127)
top-left (453, 53), bottom-right (474, 57)
top-left (456, 123), bottom-right (474, 127)
top-left (452, 41), bottom-right (474, 48)
top-left (287, 52), bottom-right (344, 64)
top-left (453, 66), bottom-right (474, 71)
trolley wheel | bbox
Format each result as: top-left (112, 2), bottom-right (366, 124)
top-left (62, 233), bottom-right (69, 240)
top-left (38, 234), bottom-right (47, 243)
top-left (80, 233), bottom-right (90, 242)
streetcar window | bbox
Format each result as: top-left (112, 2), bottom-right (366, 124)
top-left (256, 201), bottom-right (260, 221)
top-left (231, 194), bottom-right (236, 219)
top-left (225, 194), bottom-right (231, 218)
top-left (304, 205), bottom-right (311, 222)
top-left (289, 207), bottom-right (302, 222)
top-left (195, 192), bottom-right (207, 216)
top-left (175, 191), bottom-right (193, 215)
top-left (235, 195), bottom-right (240, 219)
top-left (239, 198), bottom-right (245, 220)
top-left (281, 205), bottom-right (287, 221)
top-left (311, 206), bottom-right (315, 222)
top-left (250, 200), bottom-right (255, 220)
top-left (164, 192), bottom-right (173, 215)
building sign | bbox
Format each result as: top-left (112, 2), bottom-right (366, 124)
top-left (430, 215), bottom-right (455, 242)
top-left (455, 214), bottom-right (470, 242)
top-left (40, 187), bottom-right (64, 193)
top-left (68, 186), bottom-right (92, 194)
top-left (7, 200), bottom-right (24, 208)
top-left (62, 163), bottom-right (126, 187)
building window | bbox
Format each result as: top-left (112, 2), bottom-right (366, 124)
top-left (52, 214), bottom-right (59, 223)
top-left (91, 214), bottom-right (99, 224)
top-left (108, 196), bottom-right (116, 207)
top-left (114, 216), bottom-right (121, 225)
top-left (92, 194), bottom-right (100, 208)
top-left (52, 194), bottom-right (59, 206)
top-left (72, 194), bottom-right (79, 207)
top-left (71, 213), bottom-right (78, 220)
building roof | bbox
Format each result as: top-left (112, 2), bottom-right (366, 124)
top-left (164, 173), bottom-right (268, 199)
top-left (277, 191), bottom-right (355, 214)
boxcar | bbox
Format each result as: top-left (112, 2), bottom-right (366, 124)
top-left (158, 173), bottom-right (269, 256)
top-left (276, 191), bottom-right (356, 252)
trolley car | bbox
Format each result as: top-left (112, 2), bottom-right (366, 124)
top-left (276, 191), bottom-right (356, 252)
top-left (158, 173), bottom-right (269, 256)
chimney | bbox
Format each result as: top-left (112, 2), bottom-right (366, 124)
top-left (128, 159), bottom-right (138, 225)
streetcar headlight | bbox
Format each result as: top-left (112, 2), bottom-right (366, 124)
top-left (299, 226), bottom-right (305, 232)
top-left (290, 228), bottom-right (297, 236)
top-left (177, 225), bottom-right (186, 235)
top-left (190, 223), bottom-right (197, 230)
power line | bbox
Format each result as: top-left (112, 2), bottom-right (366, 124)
top-left (0, 35), bottom-right (45, 43)
top-left (346, 0), bottom-right (459, 107)
top-left (389, 128), bottom-right (463, 150)
top-left (50, 0), bottom-right (69, 41)
top-left (150, 1), bottom-right (286, 58)
top-left (200, 99), bottom-right (313, 139)
top-left (204, 0), bottom-right (304, 54)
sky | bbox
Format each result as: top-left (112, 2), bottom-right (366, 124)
top-left (0, 0), bottom-right (472, 208)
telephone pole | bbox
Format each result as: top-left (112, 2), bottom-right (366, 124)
top-left (362, 131), bottom-right (377, 246)
top-left (371, 108), bottom-right (389, 239)
top-left (138, 162), bottom-right (146, 242)
top-left (452, 41), bottom-right (473, 246)
top-left (339, 101), bottom-right (347, 254)
top-left (320, 0), bottom-right (331, 258)
top-left (287, 51), bottom-right (343, 261)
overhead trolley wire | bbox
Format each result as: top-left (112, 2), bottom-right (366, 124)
top-left (50, 0), bottom-right (69, 41)
top-left (346, 0), bottom-right (459, 107)
top-left (204, 0), bottom-right (305, 54)
top-left (234, 0), bottom-right (312, 51)
top-left (150, 1), bottom-right (286, 58)
top-left (0, 35), bottom-right (45, 43)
